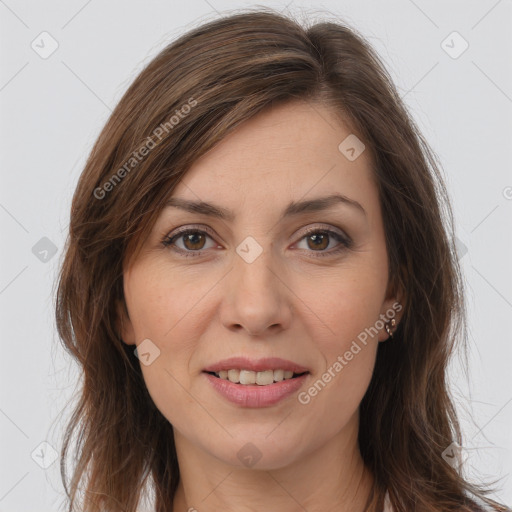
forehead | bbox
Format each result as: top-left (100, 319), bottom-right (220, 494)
top-left (170, 100), bottom-right (377, 215)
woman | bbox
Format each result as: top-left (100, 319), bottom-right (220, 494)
top-left (55, 8), bottom-right (510, 512)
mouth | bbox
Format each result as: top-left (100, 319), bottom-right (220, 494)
top-left (204, 369), bottom-right (310, 386)
top-left (202, 357), bottom-right (311, 407)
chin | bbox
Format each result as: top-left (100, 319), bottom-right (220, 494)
top-left (208, 434), bottom-right (302, 471)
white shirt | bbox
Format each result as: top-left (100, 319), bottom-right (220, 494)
top-left (383, 491), bottom-right (393, 511)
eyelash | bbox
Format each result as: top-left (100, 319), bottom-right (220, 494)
top-left (161, 225), bottom-right (352, 258)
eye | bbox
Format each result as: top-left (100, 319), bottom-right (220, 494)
top-left (294, 227), bottom-right (352, 257)
top-left (162, 227), bottom-right (218, 257)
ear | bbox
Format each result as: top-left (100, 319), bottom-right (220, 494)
top-left (115, 298), bottom-right (136, 346)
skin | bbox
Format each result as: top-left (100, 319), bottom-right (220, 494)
top-left (118, 99), bottom-right (404, 512)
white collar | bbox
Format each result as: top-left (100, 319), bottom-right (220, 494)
top-left (383, 490), bottom-right (393, 511)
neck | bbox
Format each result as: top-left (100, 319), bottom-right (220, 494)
top-left (171, 415), bottom-right (375, 512)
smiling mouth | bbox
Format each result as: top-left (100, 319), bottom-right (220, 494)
top-left (204, 369), bottom-right (309, 386)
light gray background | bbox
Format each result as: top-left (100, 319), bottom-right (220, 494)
top-left (1, 1), bottom-right (511, 510)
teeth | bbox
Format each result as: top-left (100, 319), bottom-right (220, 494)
top-left (255, 370), bottom-right (273, 385)
top-left (214, 369), bottom-right (303, 385)
top-left (240, 370), bottom-right (256, 385)
top-left (273, 369), bottom-right (284, 382)
top-left (227, 369), bottom-right (240, 383)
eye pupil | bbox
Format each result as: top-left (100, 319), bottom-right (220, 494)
top-left (308, 233), bottom-right (329, 250)
top-left (184, 232), bottom-right (206, 250)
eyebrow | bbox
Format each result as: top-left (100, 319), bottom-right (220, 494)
top-left (164, 193), bottom-right (367, 221)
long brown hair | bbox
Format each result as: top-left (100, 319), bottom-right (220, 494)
top-left (55, 8), bottom-right (509, 512)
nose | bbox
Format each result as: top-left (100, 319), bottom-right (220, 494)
top-left (219, 243), bottom-right (293, 337)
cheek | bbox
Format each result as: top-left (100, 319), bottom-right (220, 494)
top-left (302, 261), bottom-right (387, 350)
top-left (124, 261), bottom-right (214, 424)
top-left (125, 260), bottom-right (211, 343)
top-left (299, 333), bottom-right (378, 439)
top-left (294, 260), bottom-right (384, 420)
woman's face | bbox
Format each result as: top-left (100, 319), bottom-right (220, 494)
top-left (119, 100), bottom-right (402, 470)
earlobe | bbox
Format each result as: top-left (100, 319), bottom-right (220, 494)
top-left (377, 304), bottom-right (401, 343)
top-left (378, 280), bottom-right (406, 342)
top-left (115, 299), bottom-right (136, 346)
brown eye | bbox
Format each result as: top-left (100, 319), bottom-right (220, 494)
top-left (295, 228), bottom-right (352, 257)
top-left (306, 232), bottom-right (329, 251)
top-left (181, 232), bottom-right (207, 250)
top-left (162, 228), bottom-right (217, 256)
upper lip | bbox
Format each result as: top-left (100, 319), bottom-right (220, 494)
top-left (203, 357), bottom-right (310, 373)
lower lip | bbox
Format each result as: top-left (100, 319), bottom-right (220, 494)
top-left (203, 372), bottom-right (308, 408)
